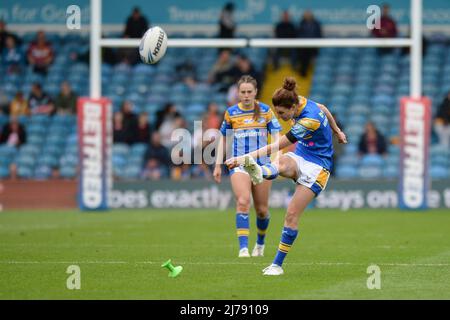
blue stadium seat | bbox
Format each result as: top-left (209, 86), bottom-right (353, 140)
top-left (17, 165), bottom-right (34, 179)
top-left (358, 166), bottom-right (383, 179)
top-left (0, 145), bottom-right (18, 159)
top-left (361, 154), bottom-right (385, 167)
top-left (383, 165), bottom-right (399, 178)
top-left (34, 165), bottom-right (52, 180)
top-left (0, 165), bottom-right (10, 179)
top-left (338, 155), bottom-right (360, 166)
top-left (131, 143), bottom-right (148, 155)
top-left (335, 165), bottom-right (358, 179)
top-left (60, 165), bottom-right (77, 179)
top-left (431, 154), bottom-right (449, 167)
top-left (122, 165), bottom-right (141, 179)
top-left (430, 166), bottom-right (449, 179)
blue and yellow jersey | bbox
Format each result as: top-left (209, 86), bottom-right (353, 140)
top-left (220, 102), bottom-right (281, 165)
top-left (286, 97), bottom-right (334, 170)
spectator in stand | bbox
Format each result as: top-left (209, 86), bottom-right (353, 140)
top-left (0, 116), bottom-right (26, 147)
top-left (155, 102), bottom-right (181, 130)
top-left (137, 112), bottom-right (152, 143)
top-left (120, 100), bottom-right (139, 145)
top-left (124, 7), bottom-right (149, 38)
top-left (27, 30), bottom-right (54, 75)
top-left (55, 81), bottom-right (77, 115)
top-left (192, 102), bottom-right (221, 162)
top-left (434, 91), bottom-right (450, 148)
top-left (113, 111), bottom-right (127, 143)
top-left (119, 7), bottom-right (148, 65)
top-left (203, 102), bottom-right (222, 132)
top-left (218, 3), bottom-right (236, 38)
top-left (371, 3), bottom-right (398, 55)
top-left (175, 58), bottom-right (198, 89)
top-left (273, 10), bottom-right (297, 70)
top-left (0, 20), bottom-right (20, 52)
top-left (297, 10), bottom-right (322, 77)
top-left (159, 115), bottom-right (186, 149)
top-left (229, 54), bottom-right (261, 91)
top-left (208, 49), bottom-right (235, 92)
top-left (9, 91), bottom-right (29, 117)
top-left (142, 131), bottom-right (171, 180)
top-left (118, 34), bottom-right (140, 65)
top-left (28, 83), bottom-right (54, 115)
top-left (171, 162), bottom-right (191, 181)
top-left (2, 35), bottom-right (24, 74)
top-left (358, 122), bottom-right (387, 156)
top-left (218, 2), bottom-right (236, 53)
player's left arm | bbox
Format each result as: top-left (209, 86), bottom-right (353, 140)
top-left (318, 103), bottom-right (347, 144)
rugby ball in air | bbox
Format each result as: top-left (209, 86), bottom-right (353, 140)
top-left (139, 26), bottom-right (168, 64)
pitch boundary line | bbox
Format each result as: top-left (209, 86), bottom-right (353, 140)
top-left (0, 261), bottom-right (449, 267)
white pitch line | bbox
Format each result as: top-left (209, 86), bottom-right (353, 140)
top-left (0, 261), bottom-right (449, 267)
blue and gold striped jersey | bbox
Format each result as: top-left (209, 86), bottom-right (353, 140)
top-left (287, 97), bottom-right (334, 170)
top-left (220, 102), bottom-right (281, 165)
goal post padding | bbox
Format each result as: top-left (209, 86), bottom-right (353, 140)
top-left (77, 97), bottom-right (112, 211)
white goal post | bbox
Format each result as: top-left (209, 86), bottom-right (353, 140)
top-left (90, 0), bottom-right (423, 100)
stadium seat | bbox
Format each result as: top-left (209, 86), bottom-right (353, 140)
top-left (361, 154), bottom-right (385, 167)
top-left (34, 165), bottom-right (52, 180)
top-left (17, 165), bottom-right (34, 179)
top-left (0, 165), bottom-right (10, 179)
top-left (338, 155), bottom-right (360, 166)
top-left (122, 165), bottom-right (141, 179)
top-left (335, 165), bottom-right (358, 179)
top-left (430, 166), bottom-right (449, 179)
top-left (358, 166), bottom-right (383, 179)
top-left (60, 165), bottom-right (77, 179)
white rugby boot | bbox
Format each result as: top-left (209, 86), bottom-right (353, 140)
top-left (238, 248), bottom-right (250, 258)
top-left (262, 264), bottom-right (284, 276)
top-left (251, 244), bottom-right (265, 257)
top-left (242, 156), bottom-right (263, 185)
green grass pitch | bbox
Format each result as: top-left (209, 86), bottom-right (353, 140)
top-left (1, 208), bottom-right (450, 299)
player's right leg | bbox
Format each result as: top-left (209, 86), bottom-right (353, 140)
top-left (263, 185), bottom-right (315, 276)
top-left (230, 170), bottom-right (252, 257)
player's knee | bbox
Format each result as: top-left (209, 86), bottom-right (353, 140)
top-left (285, 211), bottom-right (299, 228)
top-left (255, 207), bottom-right (268, 218)
top-left (278, 157), bottom-right (289, 172)
top-left (278, 156), bottom-right (293, 174)
top-left (236, 196), bottom-right (251, 211)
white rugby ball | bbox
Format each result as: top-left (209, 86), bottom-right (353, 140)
top-left (139, 26), bottom-right (168, 64)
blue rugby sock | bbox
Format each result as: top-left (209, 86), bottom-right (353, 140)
top-left (273, 227), bottom-right (298, 267)
top-left (261, 163), bottom-right (279, 180)
top-left (236, 213), bottom-right (249, 249)
top-left (256, 215), bottom-right (270, 245)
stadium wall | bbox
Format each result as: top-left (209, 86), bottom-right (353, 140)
top-left (2, 0), bottom-right (450, 36)
top-left (1, 180), bottom-right (449, 210)
top-left (110, 180), bottom-right (450, 211)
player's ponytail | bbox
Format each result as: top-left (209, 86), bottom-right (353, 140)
top-left (272, 77), bottom-right (300, 108)
top-left (237, 75), bottom-right (260, 121)
top-left (283, 77), bottom-right (297, 91)
top-left (253, 100), bottom-right (261, 121)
